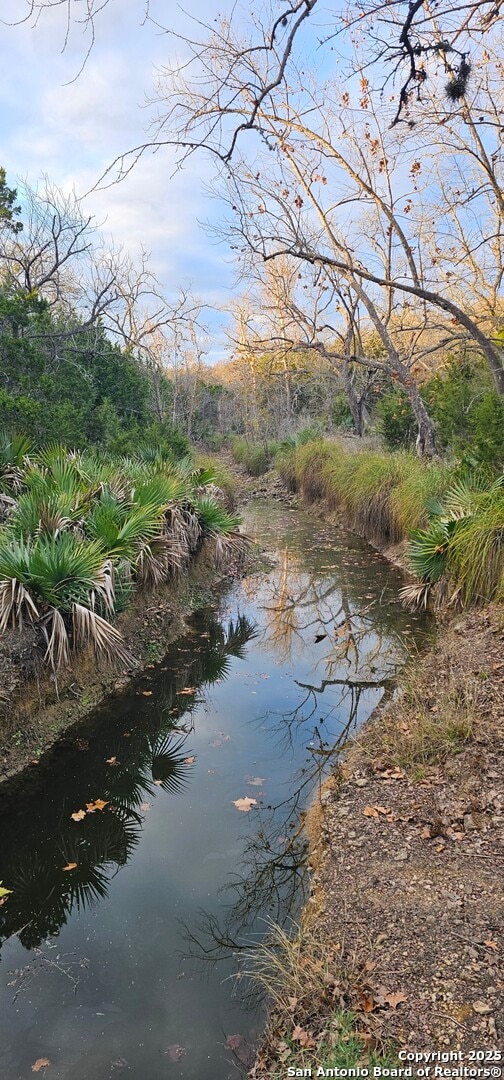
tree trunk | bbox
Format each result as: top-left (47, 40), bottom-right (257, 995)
top-left (343, 359), bottom-right (365, 436)
top-left (407, 380), bottom-right (437, 457)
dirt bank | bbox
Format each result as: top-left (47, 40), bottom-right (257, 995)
top-left (253, 604), bottom-right (504, 1075)
top-left (0, 543), bottom-right (249, 782)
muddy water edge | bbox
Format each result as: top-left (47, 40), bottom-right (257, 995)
top-left (0, 498), bottom-right (431, 1080)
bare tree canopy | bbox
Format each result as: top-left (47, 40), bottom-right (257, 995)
top-left (4, 0), bottom-right (503, 121)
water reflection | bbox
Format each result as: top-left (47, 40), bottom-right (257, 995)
top-left (0, 613), bottom-right (257, 955)
top-left (0, 502), bottom-right (430, 1080)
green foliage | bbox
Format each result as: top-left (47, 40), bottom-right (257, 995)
top-left (0, 435), bottom-right (249, 668)
top-left (405, 473), bottom-right (504, 604)
top-left (331, 392), bottom-right (354, 429)
top-left (0, 167), bottom-right (22, 235)
top-left (230, 437), bottom-right (279, 475)
top-left (278, 440), bottom-right (454, 539)
top-left (376, 389), bottom-right (416, 449)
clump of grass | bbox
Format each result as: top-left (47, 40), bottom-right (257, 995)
top-left (358, 670), bottom-right (475, 770)
top-left (230, 437), bottom-right (278, 476)
top-left (245, 921), bottom-right (396, 1080)
top-left (389, 456), bottom-right (455, 534)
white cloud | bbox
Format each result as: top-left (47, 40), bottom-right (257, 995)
top-left (0, 0), bottom-right (236, 322)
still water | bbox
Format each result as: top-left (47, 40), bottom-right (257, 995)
top-left (0, 501), bottom-right (430, 1079)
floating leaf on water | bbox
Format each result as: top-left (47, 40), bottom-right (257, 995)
top-left (71, 810), bottom-right (87, 822)
top-left (86, 799), bottom-right (109, 812)
top-left (0, 882), bottom-right (12, 899)
top-left (246, 776), bottom-right (265, 787)
top-left (164, 1044), bottom-right (185, 1061)
top-left (184, 756), bottom-right (196, 764)
top-left (233, 797), bottom-right (257, 813)
top-left (106, 756), bottom-right (119, 766)
top-left (62, 863), bottom-right (78, 872)
top-left (140, 802), bottom-right (151, 812)
top-left (31, 1059), bottom-right (50, 1073)
top-left (225, 1034), bottom-right (243, 1051)
top-left (140, 690), bottom-right (153, 697)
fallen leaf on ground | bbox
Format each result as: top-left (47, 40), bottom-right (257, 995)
top-left (233, 797), bottom-right (257, 812)
top-left (62, 863), bottom-right (77, 872)
top-left (363, 806), bottom-right (379, 818)
top-left (71, 810), bottom-right (87, 822)
top-left (384, 991), bottom-right (407, 1009)
top-left (483, 939), bottom-right (498, 950)
top-left (291, 1025), bottom-right (316, 1048)
top-left (31, 1059), bottom-right (50, 1073)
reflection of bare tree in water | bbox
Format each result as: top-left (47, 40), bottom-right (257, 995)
top-left (180, 674), bottom-right (395, 972)
top-left (181, 544), bottom-right (406, 972)
top-left (244, 550), bottom-right (406, 687)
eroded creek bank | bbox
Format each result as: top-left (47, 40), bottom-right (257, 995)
top-left (0, 498), bottom-right (430, 1080)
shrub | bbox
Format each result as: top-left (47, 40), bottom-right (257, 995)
top-left (375, 389), bottom-right (416, 449)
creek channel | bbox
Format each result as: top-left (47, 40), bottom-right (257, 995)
top-left (0, 499), bottom-right (431, 1080)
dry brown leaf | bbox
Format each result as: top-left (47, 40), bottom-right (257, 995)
top-left (374, 805), bottom-right (392, 815)
top-left (86, 799), bottom-right (109, 812)
top-left (483, 939), bottom-right (498, 950)
top-left (141, 690), bottom-right (153, 697)
top-left (106, 756), bottom-right (118, 766)
top-left (247, 776), bottom-right (265, 787)
top-left (384, 991), bottom-right (407, 1009)
top-left (31, 1059), bottom-right (50, 1073)
top-left (184, 756), bottom-right (196, 764)
top-left (291, 1025), bottom-right (316, 1048)
top-left (71, 809), bottom-right (87, 822)
top-left (233, 797), bottom-right (257, 812)
top-left (363, 806), bottom-right (379, 818)
top-left (358, 994), bottom-right (376, 1013)
top-left (62, 863), bottom-right (77, 872)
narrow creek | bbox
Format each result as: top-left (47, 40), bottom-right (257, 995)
top-left (0, 500), bottom-right (431, 1079)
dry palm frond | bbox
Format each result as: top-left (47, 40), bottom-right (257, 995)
top-left (399, 581), bottom-right (432, 609)
top-left (0, 577), bottom-right (39, 633)
top-left (72, 602), bottom-right (132, 667)
top-left (92, 559), bottom-right (116, 615)
top-left (136, 535), bottom-right (183, 587)
top-left (214, 531), bottom-right (253, 570)
top-left (41, 608), bottom-right (70, 671)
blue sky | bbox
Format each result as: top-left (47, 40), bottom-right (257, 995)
top-left (0, 1), bottom-right (340, 360)
top-left (0, 1), bottom-right (242, 356)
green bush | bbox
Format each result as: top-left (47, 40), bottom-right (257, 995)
top-left (375, 389), bottom-right (416, 449)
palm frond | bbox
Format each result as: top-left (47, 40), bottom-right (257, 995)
top-left (72, 602), bottom-right (132, 666)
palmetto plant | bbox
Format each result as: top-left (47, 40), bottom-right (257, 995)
top-left (402, 473), bottom-right (504, 607)
top-left (0, 532), bottom-right (128, 669)
top-left (0, 432), bottom-right (249, 669)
